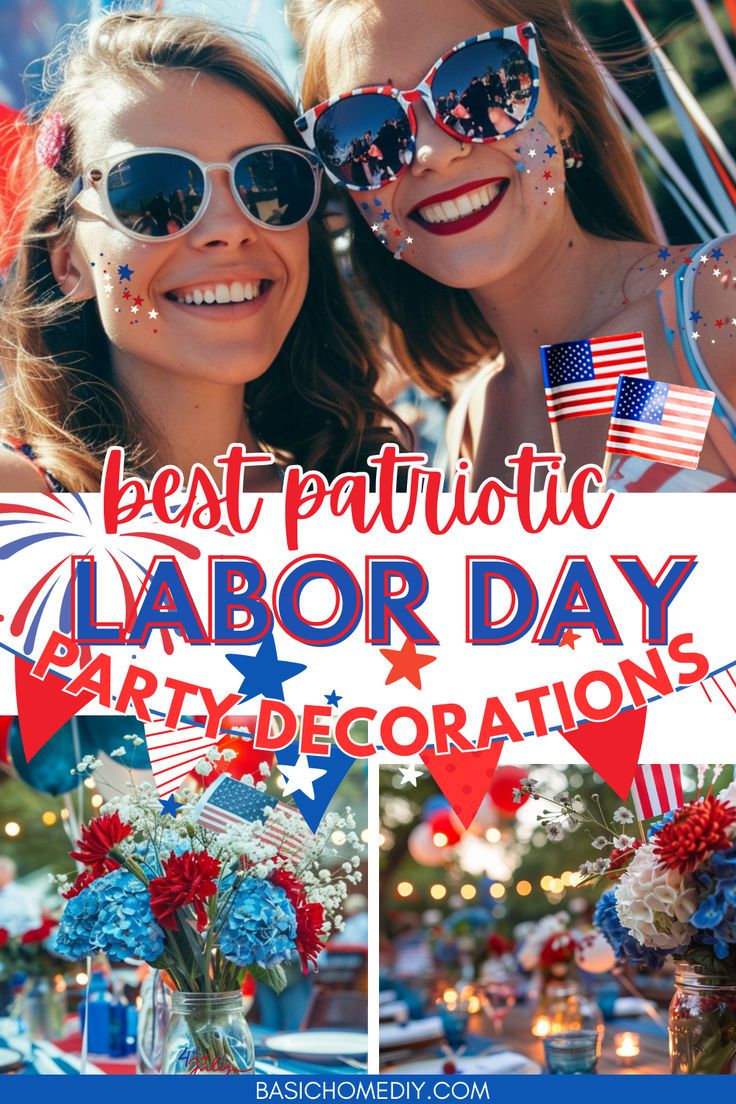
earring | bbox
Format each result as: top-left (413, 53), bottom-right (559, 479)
top-left (561, 135), bottom-right (584, 171)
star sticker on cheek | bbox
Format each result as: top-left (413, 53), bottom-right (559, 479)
top-left (543, 170), bottom-right (552, 180)
top-left (148, 309), bottom-right (158, 319)
top-left (545, 144), bottom-right (558, 157)
top-left (372, 223), bottom-right (381, 232)
top-left (131, 305), bottom-right (139, 314)
top-left (547, 187), bottom-right (556, 196)
top-left (393, 227), bottom-right (402, 237)
top-left (132, 294), bottom-right (144, 307)
top-left (117, 263), bottom-right (134, 282)
top-left (122, 289), bottom-right (131, 300)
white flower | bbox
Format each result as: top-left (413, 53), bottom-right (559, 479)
top-left (194, 758), bottom-right (213, 776)
top-left (578, 862), bottom-right (595, 878)
top-left (613, 835), bottom-right (637, 850)
top-left (544, 822), bottom-right (565, 841)
top-left (123, 733), bottom-right (144, 746)
top-left (615, 842), bottom-right (696, 951)
top-left (591, 858), bottom-right (610, 874)
top-left (591, 836), bottom-right (610, 850)
top-left (221, 749), bottom-right (237, 762)
top-left (259, 761), bottom-right (271, 778)
top-left (718, 780), bottom-right (736, 809)
top-left (110, 747), bottom-right (126, 758)
top-left (613, 807), bottom-right (635, 825)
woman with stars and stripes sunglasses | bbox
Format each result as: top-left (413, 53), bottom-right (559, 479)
top-left (291, 0), bottom-right (736, 492)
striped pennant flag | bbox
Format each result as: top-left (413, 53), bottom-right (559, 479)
top-left (542, 332), bottom-right (649, 423)
top-left (144, 722), bottom-right (218, 798)
top-left (631, 764), bottom-right (683, 820)
top-left (606, 376), bottom-right (715, 470)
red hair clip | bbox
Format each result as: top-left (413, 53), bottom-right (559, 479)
top-left (35, 112), bottom-right (68, 171)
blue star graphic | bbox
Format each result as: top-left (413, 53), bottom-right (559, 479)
top-left (118, 264), bottom-right (134, 282)
top-left (159, 795), bottom-right (182, 816)
top-left (226, 634), bottom-right (306, 702)
top-left (381, 209), bottom-right (391, 220)
top-left (689, 310), bottom-right (702, 323)
top-left (658, 247), bottom-right (671, 261)
top-left (325, 689), bottom-right (342, 707)
top-left (545, 144), bottom-right (558, 158)
top-left (712, 247), bottom-right (724, 260)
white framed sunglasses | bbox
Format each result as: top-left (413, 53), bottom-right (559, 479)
top-left (65, 144), bottom-right (323, 240)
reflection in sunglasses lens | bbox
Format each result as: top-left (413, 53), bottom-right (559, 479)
top-left (235, 150), bottom-right (315, 227)
top-left (315, 93), bottom-right (412, 186)
top-left (432, 39), bottom-right (533, 140)
top-left (107, 153), bottom-right (205, 237)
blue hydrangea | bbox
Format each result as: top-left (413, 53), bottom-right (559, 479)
top-left (218, 877), bottom-right (297, 969)
top-left (56, 869), bottom-right (164, 963)
top-left (94, 868), bottom-right (164, 961)
top-left (56, 883), bottom-right (101, 960)
top-left (690, 847), bottom-right (736, 960)
top-left (647, 810), bottom-right (676, 839)
top-left (593, 890), bottom-right (671, 971)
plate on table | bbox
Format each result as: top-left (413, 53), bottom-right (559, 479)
top-left (264, 1029), bottom-right (368, 1063)
top-left (0, 1045), bottom-right (24, 1073)
top-left (385, 1052), bottom-right (543, 1075)
top-left (380, 1015), bottom-right (445, 1051)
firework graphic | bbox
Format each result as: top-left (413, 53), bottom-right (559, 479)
top-left (0, 495), bottom-right (201, 656)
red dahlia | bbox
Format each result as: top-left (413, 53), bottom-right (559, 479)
top-left (653, 795), bottom-right (736, 874)
top-left (270, 869), bottom-right (326, 974)
top-left (149, 850), bottom-right (220, 931)
top-left (70, 812), bottom-right (132, 870)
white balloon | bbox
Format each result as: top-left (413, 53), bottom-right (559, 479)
top-left (407, 822), bottom-right (448, 866)
top-left (575, 931), bottom-right (616, 974)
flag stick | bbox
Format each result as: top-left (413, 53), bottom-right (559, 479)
top-left (549, 420), bottom-right (567, 494)
top-left (599, 452), bottom-right (612, 492)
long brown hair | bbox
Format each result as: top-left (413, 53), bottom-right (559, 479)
top-left (0, 11), bottom-right (406, 490)
top-left (294, 0), bottom-right (658, 396)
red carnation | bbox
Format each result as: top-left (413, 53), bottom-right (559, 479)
top-left (20, 916), bottom-right (57, 944)
top-left (653, 795), bottom-right (736, 874)
top-left (607, 839), bottom-right (643, 876)
top-left (0, 929), bottom-right (8, 948)
top-left (149, 850), bottom-right (220, 931)
top-left (70, 812), bottom-right (132, 872)
top-left (539, 932), bottom-right (576, 968)
top-left (271, 869), bottom-right (326, 974)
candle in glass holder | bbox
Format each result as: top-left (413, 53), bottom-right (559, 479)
top-left (531, 1015), bottom-right (552, 1037)
top-left (614, 1032), bottom-right (640, 1066)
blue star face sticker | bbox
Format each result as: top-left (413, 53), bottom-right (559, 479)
top-left (226, 634), bottom-right (306, 702)
top-left (118, 264), bottom-right (134, 282)
top-left (325, 689), bottom-right (342, 707)
top-left (381, 209), bottom-right (391, 220)
top-left (658, 247), bottom-right (672, 261)
top-left (159, 795), bottom-right (182, 816)
top-left (712, 247), bottom-right (724, 260)
top-left (689, 310), bottom-right (703, 323)
top-left (545, 144), bottom-right (558, 158)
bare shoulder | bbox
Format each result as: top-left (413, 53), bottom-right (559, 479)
top-left (0, 447), bottom-right (51, 492)
top-left (688, 235), bottom-right (736, 402)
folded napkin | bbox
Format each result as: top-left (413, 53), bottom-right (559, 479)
top-left (380, 1016), bottom-right (444, 1048)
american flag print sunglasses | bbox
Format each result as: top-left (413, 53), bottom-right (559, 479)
top-left (295, 22), bottom-right (541, 192)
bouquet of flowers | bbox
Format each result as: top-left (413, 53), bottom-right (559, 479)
top-left (515, 911), bottom-right (577, 978)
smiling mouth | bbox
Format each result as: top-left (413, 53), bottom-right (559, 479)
top-left (165, 279), bottom-right (271, 306)
top-left (411, 179), bottom-right (510, 235)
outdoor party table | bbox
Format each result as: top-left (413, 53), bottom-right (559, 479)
top-left (0, 1018), bottom-right (365, 1075)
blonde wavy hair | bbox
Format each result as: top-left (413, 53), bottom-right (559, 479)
top-left (292, 0), bottom-right (658, 396)
top-left (0, 11), bottom-right (405, 490)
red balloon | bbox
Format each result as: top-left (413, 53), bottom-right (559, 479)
top-left (190, 716), bottom-right (274, 783)
top-left (427, 808), bottom-right (462, 846)
top-left (488, 766), bottom-right (529, 814)
top-left (0, 717), bottom-right (12, 763)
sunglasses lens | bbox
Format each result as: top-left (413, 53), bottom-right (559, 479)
top-left (314, 93), bottom-right (412, 187)
top-left (106, 153), bottom-right (204, 236)
top-left (432, 38), bottom-right (534, 139)
top-left (234, 149), bottom-right (317, 227)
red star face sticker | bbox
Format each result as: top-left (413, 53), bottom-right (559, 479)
top-left (393, 228), bottom-right (402, 237)
top-left (122, 289), bottom-right (131, 300)
top-left (716, 319), bottom-right (725, 328)
top-left (559, 628), bottom-right (581, 650)
top-left (543, 170), bottom-right (552, 179)
top-left (133, 294), bottom-right (144, 307)
top-left (379, 638), bottom-right (436, 689)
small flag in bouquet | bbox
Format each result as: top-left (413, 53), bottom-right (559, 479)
top-left (630, 764), bottom-right (683, 820)
top-left (194, 776), bottom-right (314, 860)
top-left (542, 331), bottom-right (648, 424)
top-left (605, 376), bottom-right (715, 470)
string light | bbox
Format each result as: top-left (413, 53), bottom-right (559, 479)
top-left (91, 794), bottom-right (104, 809)
top-left (432, 832), bottom-right (448, 847)
top-left (485, 828), bottom-right (501, 843)
top-left (430, 884), bottom-right (447, 900)
top-left (41, 811), bottom-right (57, 827)
top-left (515, 880), bottom-right (532, 896)
top-left (460, 884), bottom-right (477, 900)
top-left (360, 828), bottom-right (370, 843)
top-left (490, 883), bottom-right (506, 899)
top-left (397, 881), bottom-right (414, 898)
top-left (4, 822), bottom-right (20, 838)
top-left (331, 830), bottom-right (346, 845)
top-left (83, 778), bottom-right (96, 790)
top-left (75, 972), bottom-right (89, 986)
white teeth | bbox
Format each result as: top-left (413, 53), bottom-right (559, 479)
top-left (172, 280), bottom-right (264, 306)
top-left (418, 183), bottom-right (502, 224)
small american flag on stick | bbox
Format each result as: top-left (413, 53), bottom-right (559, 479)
top-left (606, 377), bottom-right (715, 470)
top-left (195, 776), bottom-right (313, 861)
top-left (631, 764), bottom-right (683, 820)
top-left (542, 332), bottom-right (649, 423)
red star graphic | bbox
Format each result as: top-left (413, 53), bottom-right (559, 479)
top-left (133, 294), bottom-right (144, 307)
top-left (122, 289), bottom-right (131, 300)
top-left (559, 628), bottom-right (581, 650)
top-left (716, 319), bottom-right (725, 328)
top-left (393, 228), bottom-right (402, 237)
top-left (684, 256), bottom-right (692, 266)
top-left (380, 638), bottom-right (436, 689)
top-left (543, 170), bottom-right (552, 179)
